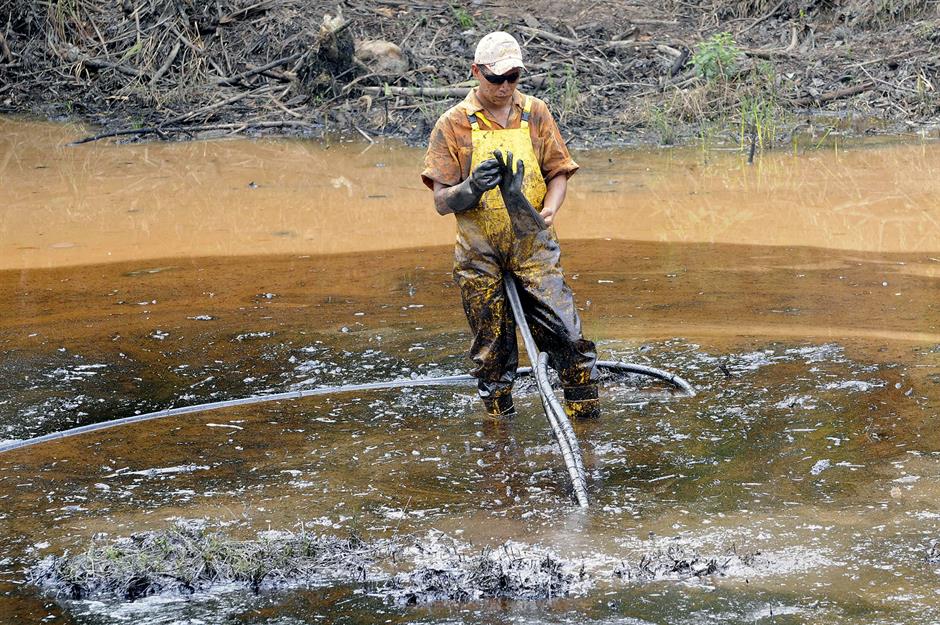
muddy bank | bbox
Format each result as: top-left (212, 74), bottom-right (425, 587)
top-left (1, 1), bottom-right (938, 148)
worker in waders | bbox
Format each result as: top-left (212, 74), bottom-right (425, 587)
top-left (421, 31), bottom-right (599, 420)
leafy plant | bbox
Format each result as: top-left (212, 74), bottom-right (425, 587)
top-left (691, 32), bottom-right (742, 81)
top-left (451, 5), bottom-right (474, 29)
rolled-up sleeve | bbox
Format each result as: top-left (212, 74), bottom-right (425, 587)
top-left (421, 116), bottom-right (462, 190)
top-left (532, 99), bottom-right (579, 181)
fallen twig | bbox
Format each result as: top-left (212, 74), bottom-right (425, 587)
top-left (630, 18), bottom-right (679, 26)
top-left (62, 45), bottom-right (140, 77)
top-left (353, 124), bottom-right (374, 143)
top-left (602, 40), bottom-right (683, 52)
top-left (215, 52), bottom-right (302, 86)
top-left (150, 39), bottom-right (181, 84)
top-left (791, 81), bottom-right (876, 106)
top-left (218, 0), bottom-right (276, 25)
top-left (738, 0), bottom-right (787, 35)
top-left (360, 85), bottom-right (470, 98)
top-left (268, 94), bottom-right (305, 119)
top-left (656, 44), bottom-right (682, 58)
top-left (517, 26), bottom-right (579, 47)
top-left (164, 86), bottom-right (274, 126)
top-left (70, 119), bottom-right (313, 145)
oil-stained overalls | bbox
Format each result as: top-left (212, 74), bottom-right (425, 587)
top-left (454, 96), bottom-right (599, 418)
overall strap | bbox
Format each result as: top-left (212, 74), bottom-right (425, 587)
top-left (466, 102), bottom-right (492, 131)
top-left (466, 110), bottom-right (482, 132)
top-left (520, 96), bottom-right (533, 129)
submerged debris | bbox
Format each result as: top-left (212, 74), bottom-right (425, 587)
top-left (389, 543), bottom-right (577, 604)
top-left (926, 540), bottom-right (940, 564)
top-left (29, 523), bottom-right (375, 601)
top-left (29, 527), bottom-right (586, 605)
top-left (614, 543), bottom-right (753, 581)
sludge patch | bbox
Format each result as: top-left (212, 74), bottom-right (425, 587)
top-left (29, 524), bottom-right (377, 601)
top-left (613, 543), bottom-right (757, 581)
top-left (28, 527), bottom-right (584, 605)
top-left (27, 525), bottom-right (794, 608)
top-left (387, 539), bottom-right (582, 604)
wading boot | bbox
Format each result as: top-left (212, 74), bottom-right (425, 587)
top-left (482, 392), bottom-right (517, 418)
top-left (563, 384), bottom-right (600, 420)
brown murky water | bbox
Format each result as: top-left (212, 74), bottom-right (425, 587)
top-left (4, 117), bottom-right (940, 271)
top-left (1, 118), bottom-right (939, 624)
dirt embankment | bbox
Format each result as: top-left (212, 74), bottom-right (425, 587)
top-left (0, 0), bottom-right (938, 148)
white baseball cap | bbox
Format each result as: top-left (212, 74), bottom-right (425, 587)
top-left (473, 31), bottom-right (525, 75)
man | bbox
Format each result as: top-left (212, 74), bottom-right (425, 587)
top-left (421, 31), bottom-right (598, 420)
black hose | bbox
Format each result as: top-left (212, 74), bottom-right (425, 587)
top-left (502, 274), bottom-right (590, 507)
top-left (0, 348), bottom-right (695, 457)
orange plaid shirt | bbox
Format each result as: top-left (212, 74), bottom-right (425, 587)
top-left (421, 89), bottom-right (579, 190)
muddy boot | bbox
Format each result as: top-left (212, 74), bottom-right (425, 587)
top-left (563, 384), bottom-right (600, 419)
top-left (482, 392), bottom-right (516, 419)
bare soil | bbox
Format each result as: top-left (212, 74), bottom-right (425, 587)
top-left (1, 1), bottom-right (939, 147)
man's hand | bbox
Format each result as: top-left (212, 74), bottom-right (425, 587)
top-left (468, 158), bottom-right (502, 194)
top-left (538, 205), bottom-right (557, 227)
top-left (493, 149), bottom-right (522, 198)
top-left (433, 158), bottom-right (503, 215)
top-left (493, 150), bottom-right (547, 236)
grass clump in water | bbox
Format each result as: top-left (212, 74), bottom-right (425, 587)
top-left (29, 522), bottom-right (375, 601)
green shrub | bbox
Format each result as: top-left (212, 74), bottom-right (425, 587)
top-left (691, 32), bottom-right (742, 81)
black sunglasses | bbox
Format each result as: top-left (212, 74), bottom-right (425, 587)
top-left (479, 68), bottom-right (521, 85)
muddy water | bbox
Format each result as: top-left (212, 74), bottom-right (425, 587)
top-left (1, 117), bottom-right (939, 624)
top-left (3, 118), bottom-right (940, 271)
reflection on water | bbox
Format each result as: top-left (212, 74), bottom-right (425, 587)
top-left (1, 118), bottom-right (939, 624)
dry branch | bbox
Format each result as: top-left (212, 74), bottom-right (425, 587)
top-left (215, 52), bottom-right (301, 85)
top-left (517, 26), bottom-right (580, 47)
top-left (70, 119), bottom-right (312, 145)
top-left (738, 0), bottom-right (787, 35)
top-left (792, 81), bottom-right (876, 106)
top-left (360, 85), bottom-right (471, 98)
top-left (164, 86), bottom-right (274, 125)
top-left (62, 45), bottom-right (140, 77)
top-left (630, 18), bottom-right (679, 26)
top-left (150, 39), bottom-right (181, 84)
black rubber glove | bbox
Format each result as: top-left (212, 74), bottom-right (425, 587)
top-left (493, 149), bottom-right (547, 237)
top-left (436, 158), bottom-right (501, 215)
top-left (468, 158), bottom-right (502, 194)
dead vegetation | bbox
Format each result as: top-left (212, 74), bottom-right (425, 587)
top-left (29, 523), bottom-right (377, 600)
top-left (0, 1), bottom-right (938, 148)
top-left (389, 543), bottom-right (576, 604)
top-left (29, 525), bottom-right (581, 604)
top-left (613, 539), bottom-right (762, 581)
top-left (29, 524), bottom-right (766, 605)
top-left (926, 539), bottom-right (940, 564)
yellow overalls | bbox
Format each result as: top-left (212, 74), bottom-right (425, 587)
top-left (453, 96), bottom-right (598, 417)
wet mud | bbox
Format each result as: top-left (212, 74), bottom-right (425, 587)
top-left (2, 120), bottom-right (940, 624)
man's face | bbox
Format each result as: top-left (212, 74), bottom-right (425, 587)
top-left (471, 64), bottom-right (522, 106)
